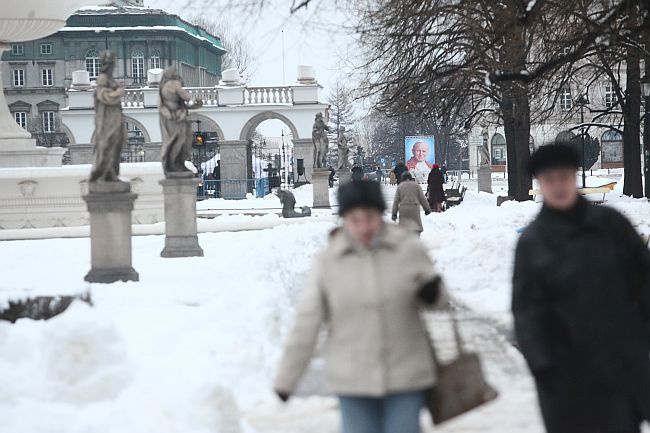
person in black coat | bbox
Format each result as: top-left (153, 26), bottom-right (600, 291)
top-left (427, 164), bottom-right (446, 213)
top-left (351, 165), bottom-right (364, 181)
top-left (512, 144), bottom-right (650, 433)
top-left (393, 162), bottom-right (408, 185)
top-left (328, 166), bottom-right (336, 188)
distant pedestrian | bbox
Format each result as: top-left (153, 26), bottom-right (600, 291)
top-left (393, 162), bottom-right (408, 185)
top-left (274, 180), bottom-right (449, 433)
top-left (376, 166), bottom-right (383, 183)
top-left (427, 164), bottom-right (445, 213)
top-left (389, 170), bottom-right (397, 186)
top-left (392, 172), bottom-right (431, 236)
top-left (513, 144), bottom-right (650, 433)
top-left (328, 166), bottom-right (336, 188)
top-left (441, 164), bottom-right (448, 183)
top-left (351, 165), bottom-right (364, 181)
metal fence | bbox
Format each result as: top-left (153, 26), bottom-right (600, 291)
top-left (198, 179), bottom-right (273, 200)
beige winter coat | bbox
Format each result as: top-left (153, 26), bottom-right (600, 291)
top-left (274, 224), bottom-right (449, 397)
top-left (392, 180), bottom-right (431, 233)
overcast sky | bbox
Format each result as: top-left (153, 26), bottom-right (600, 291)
top-left (146, 0), bottom-right (355, 137)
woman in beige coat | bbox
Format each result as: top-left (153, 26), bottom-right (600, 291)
top-left (392, 172), bottom-right (431, 236)
top-left (274, 180), bottom-right (448, 433)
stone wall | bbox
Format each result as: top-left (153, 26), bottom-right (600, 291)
top-left (0, 162), bottom-right (164, 229)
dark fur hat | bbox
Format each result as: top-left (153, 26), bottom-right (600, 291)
top-left (337, 180), bottom-right (386, 216)
top-left (529, 143), bottom-right (580, 176)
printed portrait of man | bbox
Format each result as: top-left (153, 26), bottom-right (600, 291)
top-left (406, 140), bottom-right (434, 182)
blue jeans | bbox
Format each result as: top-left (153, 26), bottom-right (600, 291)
top-left (338, 390), bottom-right (427, 433)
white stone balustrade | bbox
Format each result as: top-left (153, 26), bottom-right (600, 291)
top-left (244, 86), bottom-right (294, 105)
top-left (123, 89), bottom-right (144, 108)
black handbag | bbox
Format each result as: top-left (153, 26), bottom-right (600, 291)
top-left (426, 314), bottom-right (499, 424)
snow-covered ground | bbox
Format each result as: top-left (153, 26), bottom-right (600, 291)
top-left (1, 179), bottom-right (649, 433)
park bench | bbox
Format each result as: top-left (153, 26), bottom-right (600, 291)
top-left (445, 181), bottom-right (467, 207)
top-left (529, 186), bottom-right (612, 203)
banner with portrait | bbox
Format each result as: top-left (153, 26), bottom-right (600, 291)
top-left (404, 136), bottom-right (435, 183)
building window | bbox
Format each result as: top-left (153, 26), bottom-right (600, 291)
top-left (604, 85), bottom-right (616, 108)
top-left (11, 44), bottom-right (24, 55)
top-left (131, 50), bottom-right (145, 81)
top-left (491, 133), bottom-right (507, 166)
top-left (42, 111), bottom-right (55, 133)
top-left (150, 50), bottom-right (161, 70)
top-left (14, 112), bottom-right (27, 128)
top-left (601, 130), bottom-right (623, 163)
top-left (12, 69), bottom-right (25, 87)
top-left (559, 86), bottom-right (572, 112)
top-left (85, 49), bottom-right (101, 78)
top-left (41, 68), bottom-right (53, 86)
top-left (40, 43), bottom-right (53, 55)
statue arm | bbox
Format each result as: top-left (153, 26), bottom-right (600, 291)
top-left (96, 86), bottom-right (124, 106)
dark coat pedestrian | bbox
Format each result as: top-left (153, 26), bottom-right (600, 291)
top-left (393, 163), bottom-right (408, 184)
top-left (513, 197), bottom-right (650, 433)
top-left (328, 166), bottom-right (336, 188)
top-left (427, 166), bottom-right (445, 212)
top-left (351, 165), bottom-right (364, 181)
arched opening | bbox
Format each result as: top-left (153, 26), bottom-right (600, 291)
top-left (187, 114), bottom-right (224, 177)
top-left (131, 49), bottom-right (145, 84)
top-left (239, 112), bottom-right (300, 193)
top-left (491, 133), bottom-right (507, 166)
top-left (85, 49), bottom-right (101, 79)
top-left (601, 130), bottom-right (623, 168)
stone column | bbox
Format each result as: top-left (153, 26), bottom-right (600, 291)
top-left (337, 169), bottom-right (352, 185)
top-left (292, 138), bottom-right (314, 185)
top-left (312, 167), bottom-right (331, 208)
top-left (219, 140), bottom-right (249, 199)
top-left (478, 166), bottom-right (493, 193)
top-left (159, 173), bottom-right (203, 258)
top-left (83, 181), bottom-right (139, 283)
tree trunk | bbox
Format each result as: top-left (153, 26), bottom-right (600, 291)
top-left (643, 15), bottom-right (650, 198)
top-left (500, 6), bottom-right (532, 201)
top-left (623, 6), bottom-right (643, 197)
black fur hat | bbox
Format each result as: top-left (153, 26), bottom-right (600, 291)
top-left (337, 180), bottom-right (386, 216)
top-left (529, 143), bottom-right (580, 176)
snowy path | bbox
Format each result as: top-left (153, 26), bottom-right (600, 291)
top-left (2, 182), bottom-right (650, 433)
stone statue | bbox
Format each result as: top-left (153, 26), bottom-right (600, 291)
top-left (275, 190), bottom-right (311, 218)
top-left (479, 141), bottom-right (491, 168)
top-left (159, 67), bottom-right (203, 176)
top-left (89, 51), bottom-right (126, 183)
top-left (312, 112), bottom-right (331, 168)
top-left (337, 126), bottom-right (350, 170)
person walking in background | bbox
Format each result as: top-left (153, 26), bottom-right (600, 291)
top-left (328, 165), bottom-right (336, 188)
top-left (274, 180), bottom-right (448, 433)
top-left (392, 172), bottom-right (431, 236)
top-left (427, 164), bottom-right (446, 213)
top-left (440, 164), bottom-right (448, 183)
top-left (389, 170), bottom-right (397, 186)
top-left (512, 144), bottom-right (650, 433)
top-left (376, 165), bottom-right (383, 183)
top-left (393, 162), bottom-right (408, 185)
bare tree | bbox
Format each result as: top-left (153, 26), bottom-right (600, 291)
top-left (190, 16), bottom-right (257, 80)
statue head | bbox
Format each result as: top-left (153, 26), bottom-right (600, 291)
top-left (162, 66), bottom-right (182, 82)
top-left (315, 113), bottom-right (323, 120)
top-left (100, 51), bottom-right (116, 74)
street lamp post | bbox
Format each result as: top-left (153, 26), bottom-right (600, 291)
top-left (575, 94), bottom-right (590, 189)
top-left (641, 74), bottom-right (650, 197)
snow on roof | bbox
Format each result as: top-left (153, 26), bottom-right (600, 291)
top-left (59, 26), bottom-right (226, 51)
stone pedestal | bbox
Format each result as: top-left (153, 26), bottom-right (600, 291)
top-left (159, 173), bottom-right (203, 258)
top-left (83, 181), bottom-right (139, 283)
top-left (478, 166), bottom-right (493, 194)
top-left (337, 169), bottom-right (352, 185)
top-left (312, 168), bottom-right (331, 209)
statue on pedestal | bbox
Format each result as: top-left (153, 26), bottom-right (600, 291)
top-left (337, 126), bottom-right (351, 170)
top-left (479, 141), bottom-right (491, 168)
top-left (159, 67), bottom-right (203, 176)
top-left (275, 190), bottom-right (311, 218)
top-left (312, 112), bottom-right (331, 168)
top-left (89, 51), bottom-right (126, 183)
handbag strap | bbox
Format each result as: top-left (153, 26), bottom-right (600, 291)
top-left (425, 311), bottom-right (465, 368)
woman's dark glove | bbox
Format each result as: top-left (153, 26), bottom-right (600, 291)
top-left (276, 391), bottom-right (290, 403)
top-left (418, 276), bottom-right (442, 304)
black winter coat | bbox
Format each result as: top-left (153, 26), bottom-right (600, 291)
top-left (393, 163), bottom-right (408, 184)
top-left (427, 168), bottom-right (445, 204)
top-left (513, 198), bottom-right (650, 433)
